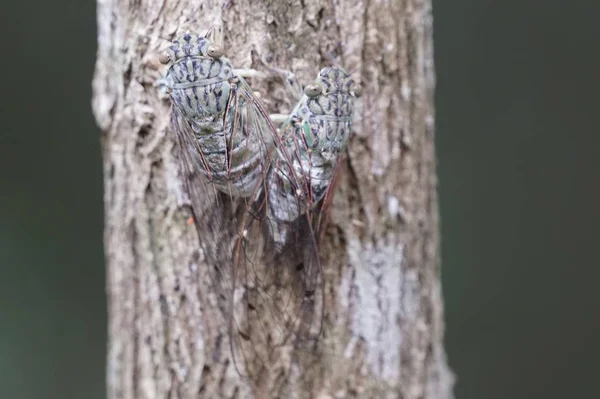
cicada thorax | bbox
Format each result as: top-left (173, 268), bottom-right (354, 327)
top-left (162, 31), bottom-right (272, 198)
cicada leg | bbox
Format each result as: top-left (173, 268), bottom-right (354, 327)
top-left (267, 113), bottom-right (289, 125)
top-left (233, 68), bottom-right (268, 80)
top-left (264, 66), bottom-right (304, 101)
top-left (234, 67), bottom-right (303, 102)
top-left (232, 69), bottom-right (295, 130)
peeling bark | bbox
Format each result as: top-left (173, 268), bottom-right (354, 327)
top-left (92, 0), bottom-right (453, 397)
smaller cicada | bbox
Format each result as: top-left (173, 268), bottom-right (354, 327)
top-left (253, 66), bottom-right (360, 346)
top-left (267, 66), bottom-right (360, 247)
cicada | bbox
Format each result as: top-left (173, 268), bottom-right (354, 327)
top-left (158, 31), bottom-right (273, 198)
top-left (158, 31), bottom-right (359, 381)
top-left (229, 66), bottom-right (360, 379)
top-left (258, 65), bottom-right (360, 349)
top-left (267, 66), bottom-right (360, 247)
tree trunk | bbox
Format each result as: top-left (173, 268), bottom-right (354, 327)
top-left (92, 0), bottom-right (453, 398)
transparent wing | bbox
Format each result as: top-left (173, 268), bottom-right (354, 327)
top-left (227, 79), bottom-right (326, 379)
top-left (171, 103), bottom-right (238, 315)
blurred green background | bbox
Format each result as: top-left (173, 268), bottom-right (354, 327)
top-left (1, 1), bottom-right (598, 398)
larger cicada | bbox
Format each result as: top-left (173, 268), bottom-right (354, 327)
top-left (158, 31), bottom-right (273, 197)
top-left (158, 30), bottom-right (359, 381)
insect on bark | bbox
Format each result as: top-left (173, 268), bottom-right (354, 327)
top-left (158, 31), bottom-right (274, 198)
top-left (267, 66), bottom-right (361, 247)
top-left (260, 67), bottom-right (361, 349)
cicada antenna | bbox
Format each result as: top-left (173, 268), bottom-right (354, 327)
top-left (156, 34), bottom-right (175, 45)
top-left (204, 21), bottom-right (224, 46)
top-left (324, 46), bottom-right (362, 78)
top-left (324, 50), bottom-right (342, 69)
top-left (222, 0), bottom-right (233, 10)
top-left (204, 23), bottom-right (216, 38)
top-left (348, 66), bottom-right (360, 76)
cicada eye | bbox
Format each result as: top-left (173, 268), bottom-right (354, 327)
top-left (352, 85), bottom-right (362, 98)
top-left (158, 51), bottom-right (171, 65)
top-left (304, 84), bottom-right (322, 98)
top-left (207, 45), bottom-right (224, 59)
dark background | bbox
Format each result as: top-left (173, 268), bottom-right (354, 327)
top-left (1, 1), bottom-right (598, 398)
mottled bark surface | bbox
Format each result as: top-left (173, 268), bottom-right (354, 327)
top-left (92, 0), bottom-right (453, 398)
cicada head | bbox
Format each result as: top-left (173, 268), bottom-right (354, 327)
top-left (161, 31), bottom-right (211, 61)
top-left (302, 67), bottom-right (361, 119)
top-left (159, 31), bottom-right (235, 118)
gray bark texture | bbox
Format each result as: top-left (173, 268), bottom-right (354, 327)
top-left (92, 0), bottom-right (453, 398)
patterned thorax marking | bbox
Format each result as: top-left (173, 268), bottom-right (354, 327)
top-left (163, 32), bottom-right (233, 118)
top-left (161, 32), bottom-right (272, 197)
top-left (267, 66), bottom-right (359, 227)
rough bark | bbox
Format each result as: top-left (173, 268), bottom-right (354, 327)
top-left (92, 0), bottom-right (453, 398)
